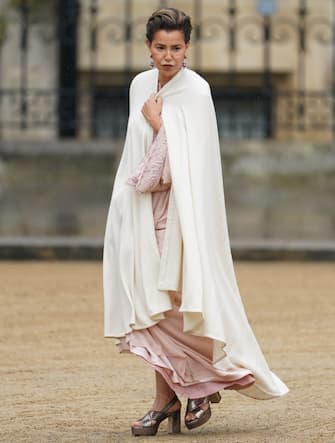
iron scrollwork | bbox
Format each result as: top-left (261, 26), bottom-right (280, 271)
top-left (0, 0), bottom-right (334, 138)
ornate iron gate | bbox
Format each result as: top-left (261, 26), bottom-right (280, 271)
top-left (0, 0), bottom-right (334, 140)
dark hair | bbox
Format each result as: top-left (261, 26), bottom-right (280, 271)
top-left (146, 7), bottom-right (192, 43)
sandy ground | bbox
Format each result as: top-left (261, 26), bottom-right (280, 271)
top-left (0, 261), bottom-right (334, 443)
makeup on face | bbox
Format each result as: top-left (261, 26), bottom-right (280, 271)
top-left (148, 30), bottom-right (189, 84)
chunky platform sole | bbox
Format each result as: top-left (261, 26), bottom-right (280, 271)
top-left (185, 406), bottom-right (211, 430)
top-left (131, 409), bottom-right (181, 436)
top-left (185, 391), bottom-right (222, 430)
top-left (131, 395), bottom-right (181, 437)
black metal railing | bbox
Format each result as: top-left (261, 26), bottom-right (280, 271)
top-left (0, 0), bottom-right (334, 140)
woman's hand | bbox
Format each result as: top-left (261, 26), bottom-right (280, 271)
top-left (141, 93), bottom-right (163, 133)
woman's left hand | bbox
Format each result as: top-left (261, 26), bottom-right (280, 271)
top-left (141, 93), bottom-right (163, 133)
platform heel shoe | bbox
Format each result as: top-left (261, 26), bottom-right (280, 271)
top-left (131, 394), bottom-right (181, 437)
top-left (185, 391), bottom-right (222, 430)
top-left (208, 392), bottom-right (221, 403)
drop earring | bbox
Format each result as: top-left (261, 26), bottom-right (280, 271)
top-left (149, 55), bottom-right (154, 69)
top-left (182, 56), bottom-right (187, 68)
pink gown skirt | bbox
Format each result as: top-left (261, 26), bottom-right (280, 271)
top-left (120, 127), bottom-right (255, 398)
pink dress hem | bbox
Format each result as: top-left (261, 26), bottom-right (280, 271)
top-left (122, 125), bottom-right (256, 398)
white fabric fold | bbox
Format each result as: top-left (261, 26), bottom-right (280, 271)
top-left (103, 68), bottom-right (289, 400)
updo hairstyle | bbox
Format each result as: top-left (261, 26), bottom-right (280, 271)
top-left (146, 7), bottom-right (192, 43)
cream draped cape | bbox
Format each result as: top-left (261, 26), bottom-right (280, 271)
top-left (103, 68), bottom-right (289, 400)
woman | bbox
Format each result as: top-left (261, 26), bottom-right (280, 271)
top-left (103, 7), bottom-right (288, 437)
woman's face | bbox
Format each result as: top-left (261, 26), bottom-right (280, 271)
top-left (147, 29), bottom-right (189, 83)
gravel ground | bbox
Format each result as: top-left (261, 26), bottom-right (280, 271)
top-left (1, 261), bottom-right (334, 443)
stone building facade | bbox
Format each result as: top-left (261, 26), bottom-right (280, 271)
top-left (0, 0), bottom-right (334, 244)
top-left (0, 0), bottom-right (334, 142)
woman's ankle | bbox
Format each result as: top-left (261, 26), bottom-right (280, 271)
top-left (152, 393), bottom-right (179, 411)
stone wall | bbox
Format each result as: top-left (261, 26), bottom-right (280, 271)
top-left (0, 139), bottom-right (334, 242)
top-left (222, 141), bottom-right (335, 240)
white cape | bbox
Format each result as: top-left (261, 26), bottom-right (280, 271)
top-left (103, 68), bottom-right (289, 400)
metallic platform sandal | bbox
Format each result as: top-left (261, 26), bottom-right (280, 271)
top-left (131, 394), bottom-right (181, 437)
top-left (185, 392), bottom-right (222, 430)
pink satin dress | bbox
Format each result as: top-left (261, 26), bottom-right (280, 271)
top-left (121, 126), bottom-right (255, 399)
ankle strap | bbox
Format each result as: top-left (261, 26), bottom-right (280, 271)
top-left (160, 394), bottom-right (179, 414)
